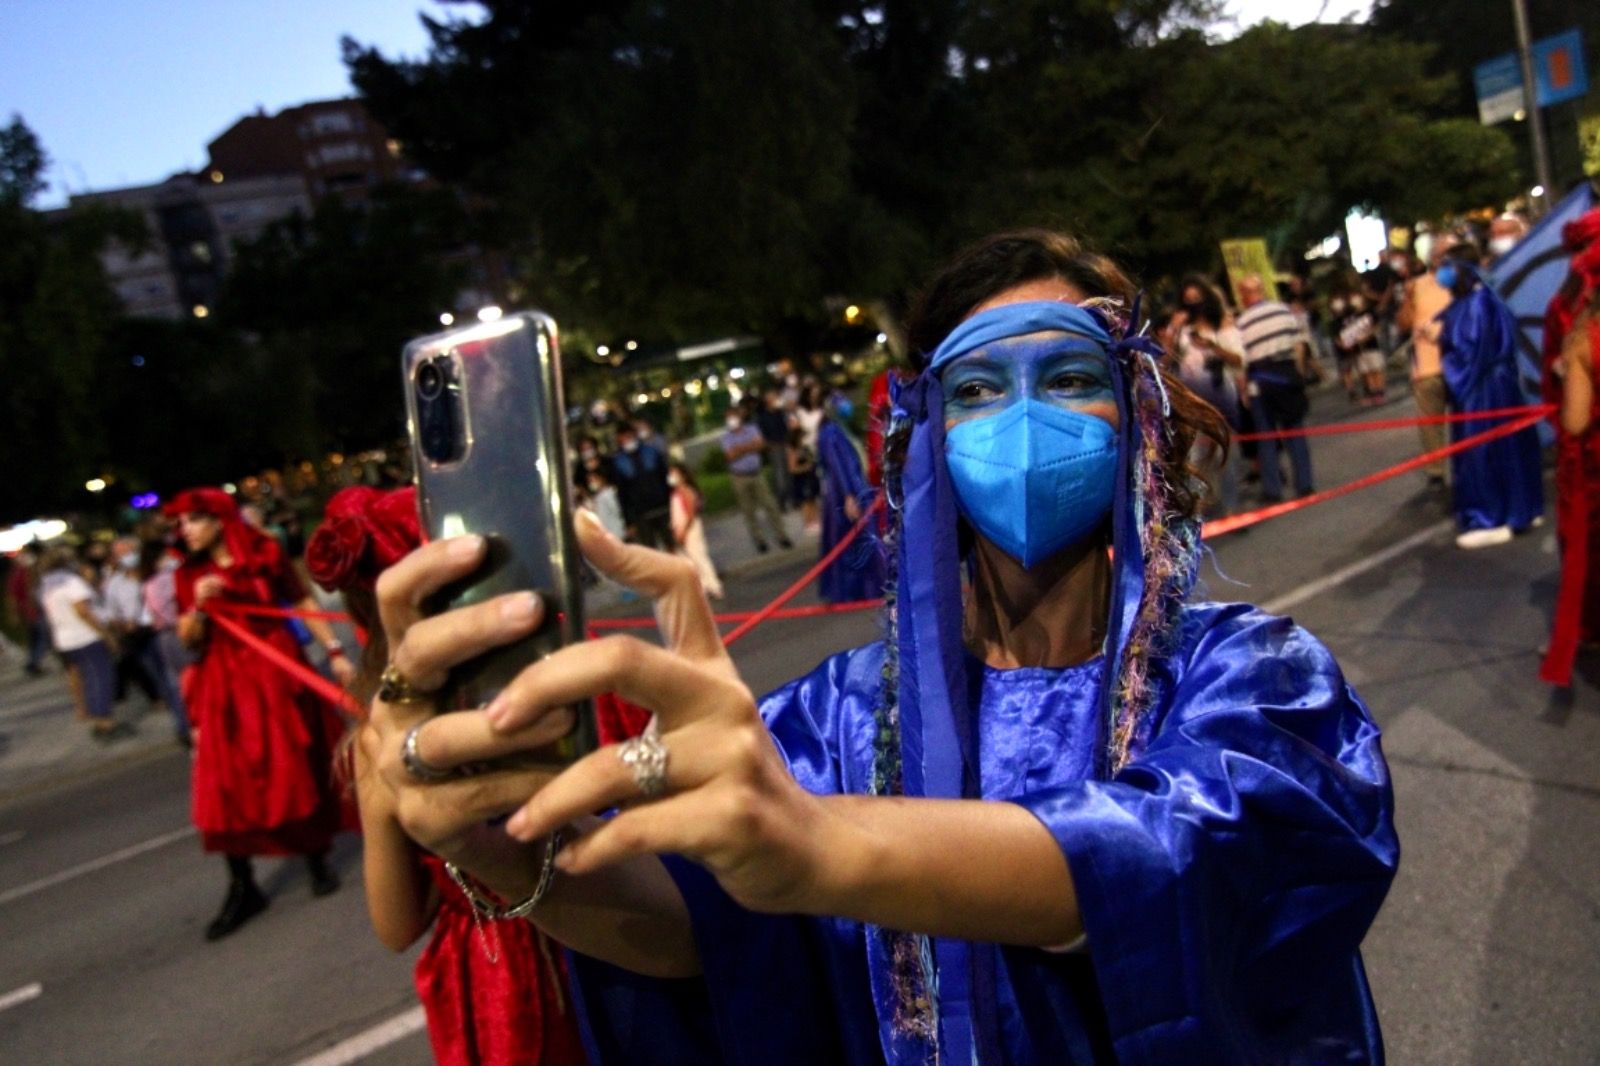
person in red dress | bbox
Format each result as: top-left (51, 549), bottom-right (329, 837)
top-left (170, 487), bottom-right (354, 939)
top-left (1540, 208), bottom-right (1600, 686)
top-left (308, 486), bottom-right (592, 1065)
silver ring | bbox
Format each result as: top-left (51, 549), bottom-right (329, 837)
top-left (401, 722), bottom-right (454, 783)
top-left (617, 715), bottom-right (669, 798)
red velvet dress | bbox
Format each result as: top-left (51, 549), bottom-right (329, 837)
top-left (176, 544), bottom-right (346, 854)
top-left (1540, 298), bottom-right (1600, 685)
top-left (414, 854), bottom-right (587, 1066)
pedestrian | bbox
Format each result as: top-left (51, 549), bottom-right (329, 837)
top-left (1485, 212), bottom-right (1528, 268)
top-left (1399, 238), bottom-right (1457, 487)
top-left (757, 388), bottom-right (795, 508)
top-left (1329, 285), bottom-right (1386, 404)
top-left (1236, 273), bottom-right (1316, 501)
top-left (793, 382), bottom-right (825, 453)
top-left (170, 487), bottom-right (353, 940)
top-left (4, 545), bottom-right (49, 676)
top-left (814, 416), bottom-right (884, 603)
top-left (304, 486), bottom-right (588, 1066)
top-left (1542, 207), bottom-right (1600, 685)
top-left (1436, 247), bottom-right (1544, 550)
top-left (668, 461), bottom-right (724, 599)
top-left (609, 423), bottom-right (674, 551)
top-left (138, 538), bottom-right (192, 744)
top-left (1362, 249), bottom-right (1408, 356)
top-left (1173, 285), bottom-right (1246, 515)
top-left (721, 405), bottom-right (792, 554)
top-left (582, 467), bottom-right (627, 541)
top-left (365, 227), bottom-right (1397, 1065)
top-left (39, 544), bottom-right (130, 742)
top-left (786, 423), bottom-right (822, 532)
top-left (572, 434), bottom-right (612, 491)
top-left (102, 541), bottom-right (164, 709)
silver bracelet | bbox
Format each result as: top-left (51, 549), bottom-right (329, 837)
top-left (444, 827), bottom-right (565, 921)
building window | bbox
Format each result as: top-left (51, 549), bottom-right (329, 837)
top-left (318, 142), bottom-right (366, 165)
top-left (311, 111), bottom-right (355, 135)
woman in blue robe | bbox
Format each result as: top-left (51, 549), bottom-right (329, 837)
top-left (815, 416), bottom-right (887, 603)
top-left (1438, 256), bottom-right (1545, 548)
top-left (362, 229), bottom-right (1399, 1065)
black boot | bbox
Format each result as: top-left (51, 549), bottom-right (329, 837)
top-left (205, 857), bottom-right (267, 941)
top-left (306, 852), bottom-right (340, 898)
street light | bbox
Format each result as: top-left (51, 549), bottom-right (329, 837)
top-left (192, 304), bottom-right (209, 319)
top-left (1530, 185), bottom-right (1546, 199)
top-left (439, 312), bottom-right (455, 326)
top-left (477, 306), bottom-right (503, 323)
top-left (844, 305), bottom-right (861, 322)
top-left (597, 345), bottom-right (611, 357)
top-left (625, 340), bottom-right (638, 351)
top-left (85, 478), bottom-right (107, 493)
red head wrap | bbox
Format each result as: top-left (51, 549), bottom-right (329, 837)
top-left (306, 487), bottom-right (421, 593)
top-left (166, 485), bottom-right (280, 574)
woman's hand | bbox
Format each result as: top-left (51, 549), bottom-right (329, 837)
top-left (489, 514), bottom-right (837, 914)
top-left (194, 575), bottom-right (225, 605)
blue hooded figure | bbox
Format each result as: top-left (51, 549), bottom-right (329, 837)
top-left (815, 416), bottom-right (888, 604)
top-left (564, 232), bottom-right (1398, 1064)
top-left (1438, 265), bottom-right (1545, 546)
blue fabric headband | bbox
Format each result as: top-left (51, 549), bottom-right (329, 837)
top-left (926, 300), bottom-right (1114, 375)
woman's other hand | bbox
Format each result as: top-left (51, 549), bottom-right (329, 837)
top-left (493, 512), bottom-right (840, 915)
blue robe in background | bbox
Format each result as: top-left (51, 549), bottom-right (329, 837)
top-left (569, 601), bottom-right (1398, 1065)
top-left (815, 419), bottom-right (887, 604)
top-left (1440, 287), bottom-right (1545, 533)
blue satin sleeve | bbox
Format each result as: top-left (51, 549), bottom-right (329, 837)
top-left (568, 648), bottom-right (888, 1065)
top-left (1013, 603), bottom-right (1398, 1064)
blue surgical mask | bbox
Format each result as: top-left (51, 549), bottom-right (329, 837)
top-left (1435, 264), bottom-right (1458, 290)
top-left (945, 399), bottom-right (1117, 568)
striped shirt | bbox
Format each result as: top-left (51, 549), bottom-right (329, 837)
top-left (1235, 300), bottom-right (1307, 364)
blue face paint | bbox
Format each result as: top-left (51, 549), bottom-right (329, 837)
top-left (939, 331), bottom-right (1119, 567)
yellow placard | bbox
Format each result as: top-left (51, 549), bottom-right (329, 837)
top-left (1220, 238), bottom-right (1278, 307)
top-left (1581, 110), bottom-right (1600, 178)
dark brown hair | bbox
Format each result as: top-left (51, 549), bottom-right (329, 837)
top-left (902, 228), bottom-right (1229, 519)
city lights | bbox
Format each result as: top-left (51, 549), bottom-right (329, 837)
top-left (729, 367), bottom-right (746, 379)
top-left (625, 340), bottom-right (638, 351)
top-left (85, 478), bottom-right (107, 493)
top-left (1530, 185), bottom-right (1546, 199)
top-left (876, 332), bottom-right (888, 345)
top-left (439, 312), bottom-right (455, 326)
top-left (844, 304), bottom-right (861, 322)
top-left (596, 345), bottom-right (611, 357)
top-left (476, 305), bottom-right (503, 322)
top-left (192, 304), bottom-right (209, 319)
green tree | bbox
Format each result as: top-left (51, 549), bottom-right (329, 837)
top-left (0, 117), bottom-right (145, 521)
top-left (220, 184), bottom-right (469, 451)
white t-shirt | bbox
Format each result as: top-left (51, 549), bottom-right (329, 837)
top-left (41, 571), bottom-right (103, 653)
top-left (795, 407), bottom-right (824, 451)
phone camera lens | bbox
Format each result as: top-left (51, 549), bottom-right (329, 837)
top-left (417, 360), bottom-right (445, 400)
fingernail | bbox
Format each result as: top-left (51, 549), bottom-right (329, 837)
top-left (449, 534), bottom-right (484, 559)
top-left (484, 695), bottom-right (508, 726)
top-left (577, 509), bottom-right (614, 541)
top-left (501, 591), bottom-right (538, 624)
top-left (554, 846), bottom-right (576, 871)
top-left (504, 810), bottom-right (530, 838)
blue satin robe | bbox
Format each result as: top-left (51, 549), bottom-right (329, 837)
top-left (1440, 287), bottom-right (1545, 532)
top-left (816, 419), bottom-right (887, 604)
top-left (570, 602), bottom-right (1398, 1064)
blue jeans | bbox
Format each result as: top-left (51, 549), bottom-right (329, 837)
top-left (63, 641), bottom-right (116, 721)
top-left (1251, 394), bottom-right (1314, 500)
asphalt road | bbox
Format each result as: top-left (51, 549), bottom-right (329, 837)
top-left (2, 389), bottom-right (1596, 1064)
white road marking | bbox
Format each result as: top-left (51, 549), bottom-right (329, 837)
top-left (289, 1006), bottom-right (428, 1066)
top-left (1261, 520), bottom-right (1453, 616)
top-left (0, 826), bottom-right (195, 907)
top-left (0, 982), bottom-right (43, 1013)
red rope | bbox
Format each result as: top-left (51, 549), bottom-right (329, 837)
top-left (1232, 403), bottom-right (1550, 442)
top-left (204, 609), bottom-right (363, 717)
top-left (721, 496), bottom-right (886, 647)
top-left (1201, 411), bottom-right (1546, 538)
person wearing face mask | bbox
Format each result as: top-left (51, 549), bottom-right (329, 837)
top-left (1399, 238), bottom-right (1459, 487)
top-left (138, 537), bottom-right (192, 744)
top-left (101, 539), bottom-right (170, 717)
top-left (1485, 213), bottom-right (1528, 267)
top-left (361, 229), bottom-right (1396, 1065)
top-left (1329, 285), bottom-right (1386, 404)
top-left (721, 404), bottom-right (792, 553)
top-left (668, 461), bottom-right (724, 599)
top-left (610, 424), bottom-right (675, 551)
top-left (1435, 246), bottom-right (1545, 550)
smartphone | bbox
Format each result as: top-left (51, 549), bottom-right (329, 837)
top-left (402, 311), bottom-right (596, 761)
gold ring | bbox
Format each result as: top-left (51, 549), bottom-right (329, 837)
top-left (378, 662), bottom-right (428, 704)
